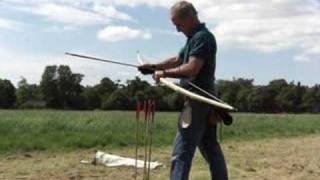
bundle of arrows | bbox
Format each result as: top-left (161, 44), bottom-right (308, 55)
top-left (135, 100), bottom-right (156, 180)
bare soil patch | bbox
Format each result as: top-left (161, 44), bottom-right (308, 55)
top-left (0, 135), bottom-right (319, 180)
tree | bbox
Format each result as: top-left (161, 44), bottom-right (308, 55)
top-left (264, 79), bottom-right (288, 112)
top-left (97, 77), bottom-right (117, 95)
top-left (88, 77), bottom-right (118, 109)
top-left (40, 65), bottom-right (85, 109)
top-left (276, 83), bottom-right (301, 112)
top-left (40, 65), bottom-right (60, 108)
top-left (268, 79), bottom-right (288, 92)
top-left (216, 78), bottom-right (254, 111)
top-left (82, 86), bottom-right (101, 110)
top-left (247, 86), bottom-right (269, 112)
top-left (216, 80), bottom-right (238, 106)
top-left (125, 76), bottom-right (150, 97)
top-left (16, 77), bottom-right (43, 108)
top-left (16, 78), bottom-right (30, 105)
top-left (234, 78), bottom-right (254, 112)
top-left (301, 85), bottom-right (320, 112)
top-left (163, 92), bottom-right (184, 111)
top-left (236, 88), bottom-right (251, 112)
top-left (122, 77), bottom-right (151, 109)
top-left (57, 65), bottom-right (85, 109)
top-left (0, 79), bottom-right (16, 108)
top-left (101, 89), bottom-right (130, 110)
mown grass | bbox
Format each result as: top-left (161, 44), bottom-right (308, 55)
top-left (0, 110), bottom-right (319, 154)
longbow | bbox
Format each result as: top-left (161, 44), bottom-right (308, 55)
top-left (136, 52), bottom-right (235, 111)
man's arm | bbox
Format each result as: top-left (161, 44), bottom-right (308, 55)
top-left (155, 56), bottom-right (181, 70)
top-left (153, 56), bottom-right (204, 82)
top-left (138, 56), bottom-right (181, 74)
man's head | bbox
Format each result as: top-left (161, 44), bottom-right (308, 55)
top-left (170, 1), bottom-right (199, 37)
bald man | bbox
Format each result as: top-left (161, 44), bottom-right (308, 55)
top-left (138, 1), bottom-right (228, 179)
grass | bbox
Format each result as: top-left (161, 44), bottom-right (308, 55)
top-left (0, 110), bottom-right (319, 154)
top-left (1, 136), bottom-right (319, 179)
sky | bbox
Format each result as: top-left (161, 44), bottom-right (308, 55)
top-left (0, 0), bottom-right (319, 87)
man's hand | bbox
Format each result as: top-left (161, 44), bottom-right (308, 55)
top-left (153, 70), bottom-right (165, 83)
top-left (137, 64), bottom-right (156, 75)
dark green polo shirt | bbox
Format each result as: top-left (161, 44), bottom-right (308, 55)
top-left (178, 23), bottom-right (217, 92)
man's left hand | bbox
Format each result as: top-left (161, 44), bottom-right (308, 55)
top-left (138, 64), bottom-right (156, 75)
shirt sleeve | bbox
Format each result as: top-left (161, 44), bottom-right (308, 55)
top-left (178, 47), bottom-right (185, 60)
top-left (188, 35), bottom-right (210, 61)
top-left (177, 47), bottom-right (185, 65)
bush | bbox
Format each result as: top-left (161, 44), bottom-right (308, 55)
top-left (19, 100), bottom-right (46, 109)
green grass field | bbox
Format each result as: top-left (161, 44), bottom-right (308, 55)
top-left (0, 110), bottom-right (319, 154)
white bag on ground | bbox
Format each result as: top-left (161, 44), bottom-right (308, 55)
top-left (91, 151), bottom-right (162, 169)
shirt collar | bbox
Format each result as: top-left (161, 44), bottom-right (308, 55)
top-left (188, 23), bottom-right (205, 38)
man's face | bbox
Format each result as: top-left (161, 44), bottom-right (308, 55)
top-left (171, 12), bottom-right (192, 36)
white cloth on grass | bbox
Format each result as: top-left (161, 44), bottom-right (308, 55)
top-left (93, 151), bottom-right (162, 169)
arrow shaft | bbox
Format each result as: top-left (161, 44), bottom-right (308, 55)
top-left (65, 52), bottom-right (138, 68)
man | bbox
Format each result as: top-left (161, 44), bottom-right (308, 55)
top-left (138, 1), bottom-right (228, 180)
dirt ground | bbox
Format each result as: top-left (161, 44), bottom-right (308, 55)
top-left (0, 135), bottom-right (319, 180)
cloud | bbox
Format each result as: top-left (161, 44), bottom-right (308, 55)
top-left (2, 0), bottom-right (320, 62)
top-left (43, 25), bottom-right (77, 32)
top-left (0, 17), bottom-right (21, 31)
top-left (92, 4), bottom-right (134, 22)
top-left (97, 26), bottom-right (152, 42)
top-left (91, 0), bottom-right (320, 62)
top-left (98, 0), bottom-right (175, 8)
top-left (34, 3), bottom-right (107, 26)
top-left (195, 0), bottom-right (320, 62)
top-left (2, 1), bottom-right (134, 26)
top-left (93, 0), bottom-right (320, 62)
top-left (294, 54), bottom-right (311, 63)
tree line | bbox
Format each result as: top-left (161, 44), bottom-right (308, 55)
top-left (0, 65), bottom-right (319, 113)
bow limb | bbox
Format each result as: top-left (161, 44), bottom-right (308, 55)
top-left (159, 78), bottom-right (235, 111)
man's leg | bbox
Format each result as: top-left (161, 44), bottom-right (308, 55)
top-left (170, 100), bottom-right (210, 180)
top-left (198, 125), bottom-right (228, 180)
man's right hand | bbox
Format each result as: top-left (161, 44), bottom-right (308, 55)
top-left (138, 64), bottom-right (156, 75)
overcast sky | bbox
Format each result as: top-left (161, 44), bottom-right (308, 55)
top-left (0, 0), bottom-right (319, 86)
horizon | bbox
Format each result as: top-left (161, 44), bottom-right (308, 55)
top-left (2, 64), bottom-right (318, 88)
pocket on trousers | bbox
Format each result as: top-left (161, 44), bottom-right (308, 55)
top-left (179, 101), bottom-right (192, 129)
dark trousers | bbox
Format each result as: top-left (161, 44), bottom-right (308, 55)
top-left (170, 100), bottom-right (228, 180)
